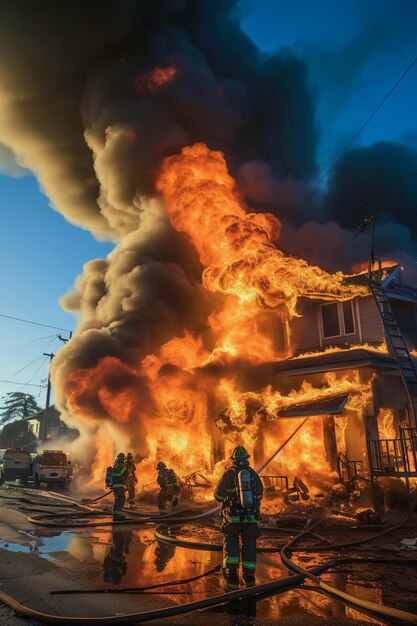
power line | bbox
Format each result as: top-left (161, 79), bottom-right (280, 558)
top-left (305, 55), bottom-right (417, 200)
top-left (4, 333), bottom-right (59, 381)
top-left (0, 379), bottom-right (45, 388)
top-left (1, 334), bottom-right (58, 350)
top-left (330, 164), bottom-right (417, 269)
top-left (0, 336), bottom-right (59, 397)
top-left (13, 356), bottom-right (50, 394)
top-left (5, 354), bottom-right (45, 381)
top-left (0, 313), bottom-right (71, 332)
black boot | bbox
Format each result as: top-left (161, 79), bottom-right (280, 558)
top-left (222, 567), bottom-right (239, 589)
top-left (243, 570), bottom-right (255, 587)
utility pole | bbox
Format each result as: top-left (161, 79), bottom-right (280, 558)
top-left (42, 353), bottom-right (55, 443)
top-left (57, 332), bottom-right (72, 343)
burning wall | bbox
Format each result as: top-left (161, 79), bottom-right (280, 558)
top-left (54, 142), bottom-right (370, 487)
top-left (0, 2), bottom-right (414, 488)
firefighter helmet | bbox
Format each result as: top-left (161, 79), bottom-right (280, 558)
top-left (230, 446), bottom-right (250, 461)
top-left (156, 461), bottom-right (167, 470)
top-left (116, 452), bottom-right (126, 462)
top-left (127, 452), bottom-right (133, 459)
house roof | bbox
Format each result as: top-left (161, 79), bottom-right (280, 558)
top-left (308, 264), bottom-right (417, 304)
top-left (278, 394), bottom-right (349, 418)
top-left (385, 282), bottom-right (417, 304)
top-left (344, 264), bottom-right (400, 288)
top-left (269, 348), bottom-right (399, 378)
top-left (23, 405), bottom-right (60, 422)
top-left (277, 393), bottom-right (349, 418)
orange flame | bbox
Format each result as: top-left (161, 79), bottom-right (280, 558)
top-left (88, 424), bottom-right (114, 487)
top-left (156, 143), bottom-right (367, 319)
top-left (135, 65), bottom-right (178, 95)
top-left (69, 142), bottom-right (377, 494)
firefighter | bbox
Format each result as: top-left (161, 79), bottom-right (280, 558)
top-left (103, 529), bottom-right (132, 584)
top-left (214, 446), bottom-right (263, 586)
top-left (126, 452), bottom-right (138, 508)
top-left (156, 461), bottom-right (180, 515)
top-left (112, 452), bottom-right (129, 521)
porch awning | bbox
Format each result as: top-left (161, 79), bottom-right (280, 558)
top-left (277, 393), bottom-right (349, 418)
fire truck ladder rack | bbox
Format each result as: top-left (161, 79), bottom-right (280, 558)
top-left (368, 273), bottom-right (417, 425)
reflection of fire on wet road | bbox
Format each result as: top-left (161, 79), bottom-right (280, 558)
top-left (30, 523), bottom-right (412, 622)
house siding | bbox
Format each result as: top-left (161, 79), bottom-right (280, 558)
top-left (291, 301), bottom-right (321, 353)
top-left (359, 295), bottom-right (384, 343)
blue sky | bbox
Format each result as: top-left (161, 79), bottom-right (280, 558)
top-left (0, 0), bottom-right (416, 404)
top-left (0, 175), bottom-right (112, 404)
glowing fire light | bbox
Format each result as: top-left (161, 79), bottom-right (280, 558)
top-left (135, 65), bottom-right (178, 95)
top-left (68, 142), bottom-right (376, 495)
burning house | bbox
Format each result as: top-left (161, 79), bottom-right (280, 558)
top-left (0, 2), bottom-right (416, 498)
top-left (50, 145), bottom-right (417, 496)
top-left (237, 263), bottom-right (417, 490)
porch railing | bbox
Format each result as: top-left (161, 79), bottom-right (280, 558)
top-left (261, 475), bottom-right (289, 493)
top-left (368, 427), bottom-right (417, 478)
top-left (337, 452), bottom-right (364, 482)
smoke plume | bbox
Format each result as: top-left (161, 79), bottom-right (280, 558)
top-left (0, 1), bottom-right (415, 469)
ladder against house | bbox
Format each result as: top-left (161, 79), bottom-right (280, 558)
top-left (368, 278), bottom-right (417, 425)
top-left (368, 427), bottom-right (417, 478)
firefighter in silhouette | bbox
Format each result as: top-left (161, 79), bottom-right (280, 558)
top-left (126, 452), bottom-right (138, 508)
top-left (214, 446), bottom-right (263, 587)
top-left (112, 453), bottom-right (129, 521)
top-left (154, 535), bottom-right (176, 572)
top-left (156, 461), bottom-right (180, 515)
top-left (103, 529), bottom-right (132, 583)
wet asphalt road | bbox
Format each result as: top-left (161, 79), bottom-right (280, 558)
top-left (0, 483), bottom-right (404, 625)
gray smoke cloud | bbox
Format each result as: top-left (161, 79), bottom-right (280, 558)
top-left (0, 0), bottom-right (320, 430)
top-left (0, 1), bottom-right (415, 454)
top-left (0, 0), bottom-right (318, 239)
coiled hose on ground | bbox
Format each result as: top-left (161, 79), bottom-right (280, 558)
top-left (1, 420), bottom-right (417, 623)
top-left (8, 492), bottom-right (416, 624)
top-left (280, 507), bottom-right (417, 623)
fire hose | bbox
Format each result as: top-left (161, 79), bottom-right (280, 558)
top-left (0, 554), bottom-right (416, 624)
top-left (16, 492), bottom-right (417, 623)
top-left (51, 564), bottom-right (222, 595)
top-left (2, 419), bottom-right (417, 623)
top-left (24, 417), bottom-right (309, 529)
top-left (280, 506), bottom-right (417, 624)
top-left (0, 553), bottom-right (412, 625)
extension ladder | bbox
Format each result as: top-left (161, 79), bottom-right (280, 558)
top-left (369, 279), bottom-right (417, 425)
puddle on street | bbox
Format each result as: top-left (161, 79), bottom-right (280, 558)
top-left (0, 531), bottom-right (73, 561)
top-left (0, 523), bottom-right (402, 623)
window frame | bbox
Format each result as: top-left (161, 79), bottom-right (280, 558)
top-left (320, 300), bottom-right (356, 340)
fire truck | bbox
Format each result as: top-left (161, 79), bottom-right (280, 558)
top-left (0, 448), bottom-right (32, 485)
top-left (31, 449), bottom-right (73, 489)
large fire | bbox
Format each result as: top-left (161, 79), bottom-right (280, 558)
top-left (66, 142), bottom-right (374, 494)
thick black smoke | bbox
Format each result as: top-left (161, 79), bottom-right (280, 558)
top-left (0, 0), bottom-right (318, 239)
top-left (325, 142), bottom-right (417, 233)
top-left (0, 0), bottom-right (416, 447)
top-left (315, 142), bottom-right (417, 280)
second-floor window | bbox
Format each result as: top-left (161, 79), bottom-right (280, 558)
top-left (321, 300), bottom-right (355, 339)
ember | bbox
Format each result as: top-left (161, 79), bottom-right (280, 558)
top-left (135, 65), bottom-right (178, 95)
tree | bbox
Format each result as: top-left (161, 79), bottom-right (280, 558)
top-left (0, 392), bottom-right (42, 426)
top-left (0, 419), bottom-right (36, 449)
